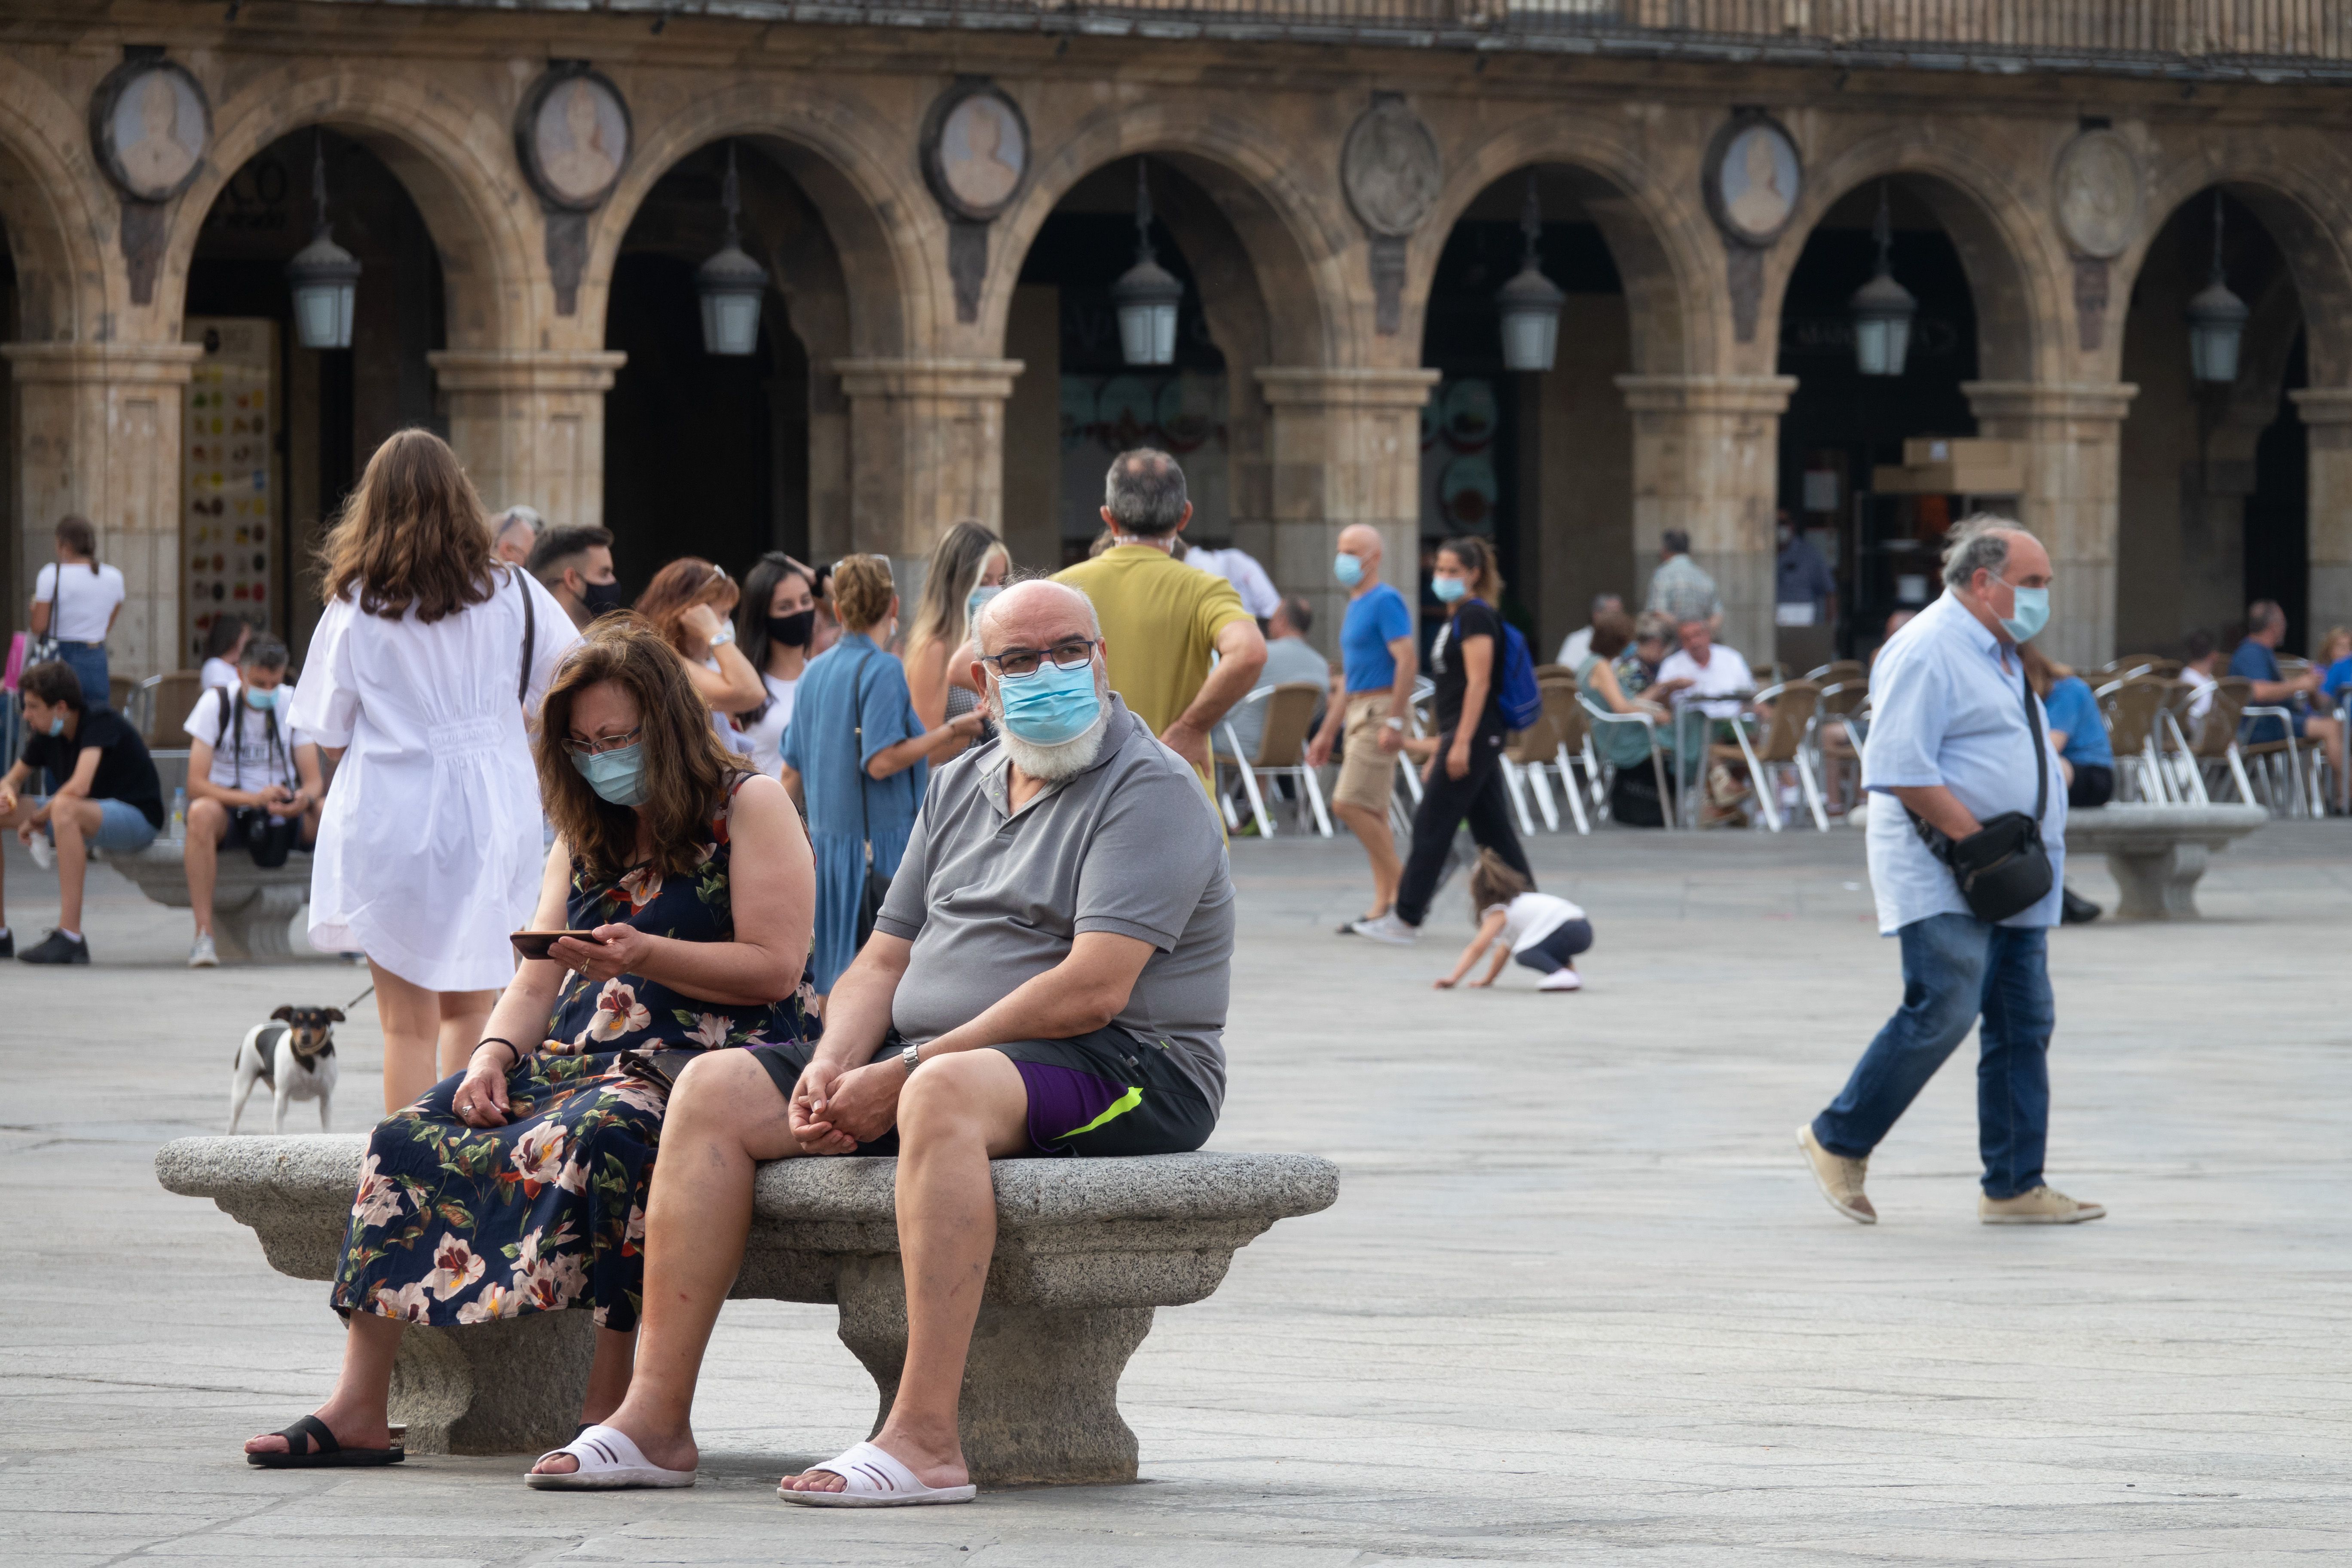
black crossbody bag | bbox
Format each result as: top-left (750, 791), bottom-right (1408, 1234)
top-left (1908, 662), bottom-right (2054, 924)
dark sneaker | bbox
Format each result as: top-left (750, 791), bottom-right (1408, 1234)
top-left (19, 929), bottom-right (89, 965)
top-left (0, 929), bottom-right (11, 959)
top-left (2060, 888), bottom-right (2103, 925)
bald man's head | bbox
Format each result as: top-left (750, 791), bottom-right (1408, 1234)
top-left (974, 578), bottom-right (1101, 657)
top-left (1336, 525), bottom-right (1384, 587)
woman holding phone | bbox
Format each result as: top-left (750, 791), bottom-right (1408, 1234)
top-left (245, 614), bottom-right (818, 1472)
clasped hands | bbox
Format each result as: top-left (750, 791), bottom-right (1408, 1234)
top-left (788, 1054), bottom-right (904, 1155)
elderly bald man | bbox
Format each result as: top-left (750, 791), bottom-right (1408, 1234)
top-left (1308, 524), bottom-right (1418, 927)
top-left (527, 579), bottom-right (1236, 1503)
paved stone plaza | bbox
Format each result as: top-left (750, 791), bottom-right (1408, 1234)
top-left (4, 824), bottom-right (2348, 1564)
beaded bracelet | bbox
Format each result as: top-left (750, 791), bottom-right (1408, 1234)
top-left (477, 1037), bottom-right (523, 1068)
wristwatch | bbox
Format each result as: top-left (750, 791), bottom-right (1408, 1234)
top-left (708, 624), bottom-right (736, 647)
top-left (900, 1042), bottom-right (921, 1075)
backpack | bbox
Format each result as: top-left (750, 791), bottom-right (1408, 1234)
top-left (1459, 600), bottom-right (1543, 732)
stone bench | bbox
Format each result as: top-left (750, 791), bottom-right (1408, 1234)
top-left (155, 1134), bottom-right (1338, 1484)
top-left (110, 840), bottom-right (309, 961)
top-left (2065, 803), bottom-right (2267, 919)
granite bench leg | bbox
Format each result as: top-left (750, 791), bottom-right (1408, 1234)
top-left (386, 1308), bottom-right (596, 1456)
top-left (211, 881), bottom-right (307, 962)
top-left (2103, 842), bottom-right (2209, 920)
top-left (833, 1255), bottom-right (1153, 1485)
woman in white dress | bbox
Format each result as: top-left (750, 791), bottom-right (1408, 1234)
top-left (289, 430), bottom-right (581, 1111)
top-left (732, 552), bottom-right (817, 778)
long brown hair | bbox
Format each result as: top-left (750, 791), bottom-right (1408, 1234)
top-left (54, 515), bottom-right (99, 573)
top-left (906, 521), bottom-right (1007, 661)
top-left (318, 428), bottom-right (499, 622)
top-left (634, 557), bottom-right (740, 654)
top-left (536, 614), bottom-right (749, 881)
top-left (1467, 847), bottom-right (1532, 921)
top-left (2018, 643), bottom-right (2072, 699)
top-left (1439, 535), bottom-right (1506, 603)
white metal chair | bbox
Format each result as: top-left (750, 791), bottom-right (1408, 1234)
top-left (1713, 680), bottom-right (1829, 832)
top-left (1215, 682), bottom-right (1333, 839)
top-left (1579, 694), bottom-right (1676, 831)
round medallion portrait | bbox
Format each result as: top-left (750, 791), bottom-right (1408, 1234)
top-left (519, 68), bottom-right (631, 211)
top-left (1706, 116), bottom-right (1803, 246)
top-left (93, 60), bottom-right (211, 203)
top-left (2054, 129), bottom-right (2141, 260)
top-left (925, 86), bottom-right (1029, 220)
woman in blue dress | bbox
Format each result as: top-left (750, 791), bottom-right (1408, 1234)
top-left (780, 554), bottom-right (983, 997)
top-left (242, 615), bottom-right (821, 1468)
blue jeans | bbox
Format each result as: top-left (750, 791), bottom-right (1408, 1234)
top-left (54, 641), bottom-right (109, 710)
top-left (1812, 913), bottom-right (2054, 1199)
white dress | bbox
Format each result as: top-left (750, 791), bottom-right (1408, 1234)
top-left (289, 567), bottom-right (581, 991)
top-left (741, 672), bottom-right (799, 778)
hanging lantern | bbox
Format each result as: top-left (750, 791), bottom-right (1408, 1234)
top-left (1496, 173), bottom-right (1565, 373)
top-left (1111, 158), bottom-right (1183, 367)
top-left (284, 132), bottom-right (360, 350)
top-left (2187, 190), bottom-right (2249, 385)
top-left (696, 143), bottom-right (768, 357)
top-left (1848, 181), bottom-right (1917, 377)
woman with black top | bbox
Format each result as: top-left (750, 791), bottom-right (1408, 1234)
top-left (1350, 536), bottom-right (1533, 945)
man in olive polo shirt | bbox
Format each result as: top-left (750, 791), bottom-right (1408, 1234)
top-left (540, 580), bottom-right (1234, 1504)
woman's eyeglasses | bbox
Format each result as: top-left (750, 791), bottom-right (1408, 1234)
top-left (566, 725), bottom-right (644, 757)
top-left (981, 639), bottom-right (1098, 679)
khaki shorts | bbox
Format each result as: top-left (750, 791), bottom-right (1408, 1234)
top-left (1332, 693), bottom-right (1402, 813)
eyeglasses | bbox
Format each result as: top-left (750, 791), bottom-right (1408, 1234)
top-left (981, 638), bottom-right (1098, 679)
top-left (565, 725), bottom-right (644, 757)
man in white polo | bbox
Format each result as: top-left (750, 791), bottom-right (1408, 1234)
top-left (1798, 518), bottom-right (2102, 1227)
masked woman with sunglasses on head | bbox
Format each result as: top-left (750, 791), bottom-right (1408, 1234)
top-left (288, 429), bottom-right (583, 1111)
top-left (780, 554), bottom-right (984, 1001)
top-left (246, 613), bottom-right (819, 1474)
top-left (733, 552), bottom-right (820, 779)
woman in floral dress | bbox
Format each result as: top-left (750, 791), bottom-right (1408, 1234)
top-left (245, 616), bottom-right (819, 1468)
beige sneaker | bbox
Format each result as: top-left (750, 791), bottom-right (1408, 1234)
top-left (1979, 1186), bottom-right (2106, 1225)
top-left (1797, 1124), bottom-right (1875, 1224)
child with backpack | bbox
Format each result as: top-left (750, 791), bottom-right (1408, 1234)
top-left (1350, 536), bottom-right (1537, 946)
top-left (1433, 849), bottom-right (1593, 993)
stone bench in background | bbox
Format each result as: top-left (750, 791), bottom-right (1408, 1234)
top-left (2064, 803), bottom-right (2266, 919)
top-left (111, 841), bottom-right (309, 962)
top-left (155, 1134), bottom-right (1338, 1484)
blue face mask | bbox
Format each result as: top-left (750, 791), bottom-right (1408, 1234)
top-left (967, 584), bottom-right (1002, 627)
top-left (1995, 577), bottom-right (2050, 643)
top-left (571, 743), bottom-right (649, 808)
top-left (995, 660), bottom-right (1102, 745)
top-left (243, 685), bottom-right (279, 711)
top-left (1333, 553), bottom-right (1364, 588)
top-left (46, 714), bottom-right (67, 738)
top-left (1431, 575), bottom-right (1468, 604)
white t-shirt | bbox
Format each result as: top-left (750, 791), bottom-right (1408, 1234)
top-left (1556, 626), bottom-right (1595, 669)
top-left (2180, 664), bottom-right (2216, 726)
top-left (741, 673), bottom-right (800, 778)
top-left (1657, 643), bottom-right (1755, 718)
top-left (1187, 547), bottom-right (1282, 620)
top-left (185, 685), bottom-right (309, 793)
top-left (200, 657), bottom-right (240, 691)
top-left (34, 562), bottom-right (126, 643)
top-left (1483, 891), bottom-right (1587, 954)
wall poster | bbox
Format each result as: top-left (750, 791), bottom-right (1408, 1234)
top-left (183, 318), bottom-right (279, 664)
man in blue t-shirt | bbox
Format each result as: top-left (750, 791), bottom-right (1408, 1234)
top-left (2229, 599), bottom-right (2339, 755)
top-left (1308, 524), bottom-right (1418, 930)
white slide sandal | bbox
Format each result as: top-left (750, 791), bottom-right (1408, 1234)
top-left (523, 1423), bottom-right (696, 1490)
top-left (775, 1440), bottom-right (976, 1507)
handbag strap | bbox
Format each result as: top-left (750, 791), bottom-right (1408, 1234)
top-left (2020, 658), bottom-right (2048, 824)
top-left (514, 565), bottom-right (536, 708)
top-left (851, 651), bottom-right (875, 852)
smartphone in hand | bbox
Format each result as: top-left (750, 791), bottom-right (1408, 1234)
top-left (511, 930), bottom-right (604, 962)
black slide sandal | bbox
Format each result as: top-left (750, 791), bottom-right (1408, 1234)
top-left (247, 1412), bottom-right (405, 1469)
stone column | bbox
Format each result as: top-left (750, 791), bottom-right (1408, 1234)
top-left (428, 350), bottom-right (628, 532)
top-left (3, 341), bottom-right (203, 680)
top-left (1962, 381), bottom-right (2138, 671)
top-left (1253, 368), bottom-right (1439, 657)
top-left (1614, 374), bottom-right (1794, 665)
top-left (2290, 389), bottom-right (2352, 638)
top-left (835, 357), bottom-right (1023, 597)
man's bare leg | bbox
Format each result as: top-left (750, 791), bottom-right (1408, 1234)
top-left (1333, 800), bottom-right (1400, 918)
top-left (185, 798), bottom-right (228, 935)
top-left (781, 1048), bottom-right (1029, 1493)
top-left (48, 796), bottom-right (103, 936)
top-left (531, 1050), bottom-right (800, 1476)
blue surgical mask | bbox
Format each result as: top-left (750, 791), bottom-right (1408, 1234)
top-left (46, 714), bottom-right (66, 738)
top-left (1333, 553), bottom-right (1364, 588)
top-left (967, 584), bottom-right (1002, 627)
top-left (995, 661), bottom-right (1102, 745)
top-left (1995, 578), bottom-right (2050, 643)
top-left (1431, 575), bottom-right (1468, 604)
top-left (243, 685), bottom-right (279, 711)
top-left (571, 743), bottom-right (649, 807)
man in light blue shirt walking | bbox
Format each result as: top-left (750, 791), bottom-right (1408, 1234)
top-left (1798, 519), bottom-right (2106, 1228)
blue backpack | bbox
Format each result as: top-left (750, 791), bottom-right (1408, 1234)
top-left (1457, 600), bottom-right (1545, 732)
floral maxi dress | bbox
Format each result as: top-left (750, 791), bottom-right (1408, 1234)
top-left (331, 784), bottom-right (818, 1332)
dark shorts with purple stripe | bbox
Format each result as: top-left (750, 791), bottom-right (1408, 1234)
top-left (747, 1026), bottom-right (1215, 1159)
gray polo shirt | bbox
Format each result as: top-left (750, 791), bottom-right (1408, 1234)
top-left (872, 695), bottom-right (1237, 1110)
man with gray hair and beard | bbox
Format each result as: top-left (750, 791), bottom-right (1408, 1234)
top-left (530, 579), bottom-right (1234, 1504)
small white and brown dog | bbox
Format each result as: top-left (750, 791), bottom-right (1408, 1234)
top-left (230, 1005), bottom-right (344, 1134)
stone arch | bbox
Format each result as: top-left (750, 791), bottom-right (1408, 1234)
top-left (0, 57), bottom-right (110, 341)
top-left (1410, 113), bottom-right (1713, 378)
top-left (587, 82), bottom-right (925, 363)
top-left (1766, 131), bottom-right (2061, 386)
top-left (985, 101), bottom-right (1342, 370)
top-left (159, 62), bottom-right (535, 350)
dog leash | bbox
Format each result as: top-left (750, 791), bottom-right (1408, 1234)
top-left (342, 983), bottom-right (375, 1011)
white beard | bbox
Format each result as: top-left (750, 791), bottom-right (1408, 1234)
top-left (997, 707), bottom-right (1110, 781)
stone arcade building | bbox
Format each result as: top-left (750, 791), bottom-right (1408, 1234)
top-left (4, 1), bottom-right (2351, 680)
